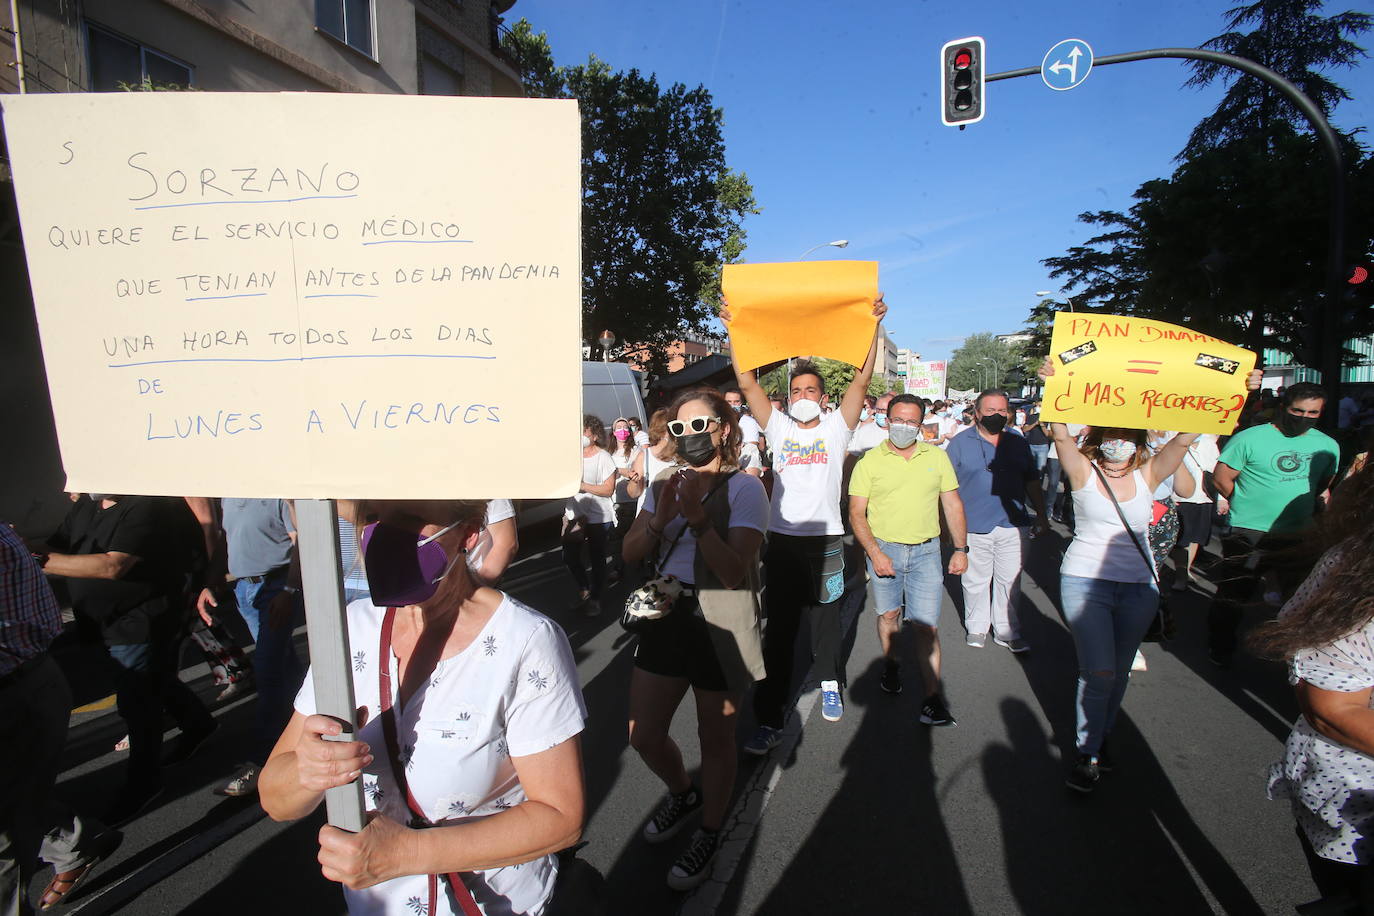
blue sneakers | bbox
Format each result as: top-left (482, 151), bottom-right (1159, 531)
top-left (820, 680), bottom-right (843, 722)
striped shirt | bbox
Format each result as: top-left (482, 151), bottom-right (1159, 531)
top-left (0, 524), bottom-right (63, 677)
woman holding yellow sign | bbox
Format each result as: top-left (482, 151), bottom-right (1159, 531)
top-left (1038, 359), bottom-right (1261, 794)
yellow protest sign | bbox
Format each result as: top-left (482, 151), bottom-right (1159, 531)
top-left (0, 92), bottom-right (582, 499)
top-left (722, 261), bottom-right (878, 371)
top-left (1039, 312), bottom-right (1257, 434)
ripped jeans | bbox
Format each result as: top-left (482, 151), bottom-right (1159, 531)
top-left (1060, 575), bottom-right (1159, 756)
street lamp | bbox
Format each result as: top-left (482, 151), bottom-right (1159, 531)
top-left (597, 329), bottom-right (616, 363)
top-left (799, 239), bottom-right (849, 260)
top-left (1035, 290), bottom-right (1076, 312)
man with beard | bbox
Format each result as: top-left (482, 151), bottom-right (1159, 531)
top-left (1207, 382), bottom-right (1340, 667)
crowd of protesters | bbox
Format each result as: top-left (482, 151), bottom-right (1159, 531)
top-left (5, 295), bottom-right (1373, 914)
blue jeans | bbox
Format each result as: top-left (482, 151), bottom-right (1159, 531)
top-left (234, 572), bottom-right (305, 762)
top-left (866, 537), bottom-right (943, 627)
top-left (1059, 574), bottom-right (1159, 756)
top-left (1030, 443), bottom-right (1050, 473)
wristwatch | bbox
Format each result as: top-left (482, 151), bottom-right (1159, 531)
top-left (953, 546), bottom-right (970, 553)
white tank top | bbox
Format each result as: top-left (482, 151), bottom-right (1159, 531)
top-left (1061, 468), bottom-right (1156, 584)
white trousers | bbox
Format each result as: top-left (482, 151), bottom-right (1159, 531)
top-left (962, 526), bottom-right (1025, 640)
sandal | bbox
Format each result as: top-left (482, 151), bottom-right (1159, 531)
top-left (39, 859), bottom-right (101, 910)
top-left (114, 735), bottom-right (129, 752)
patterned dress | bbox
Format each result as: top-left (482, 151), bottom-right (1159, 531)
top-left (1267, 547), bottom-right (1374, 865)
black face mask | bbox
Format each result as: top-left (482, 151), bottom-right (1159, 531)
top-left (1278, 411), bottom-right (1320, 437)
top-left (979, 414), bottom-right (1008, 435)
top-left (677, 431), bottom-right (718, 467)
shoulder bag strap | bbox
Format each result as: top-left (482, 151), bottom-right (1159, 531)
top-left (649, 470), bottom-right (738, 576)
top-left (1089, 465), bottom-right (1162, 590)
top-left (378, 608), bottom-right (483, 916)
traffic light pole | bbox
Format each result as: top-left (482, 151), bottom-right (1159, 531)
top-left (989, 47), bottom-right (1348, 404)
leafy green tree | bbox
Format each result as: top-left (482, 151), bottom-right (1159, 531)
top-left (1042, 130), bottom-right (1374, 363)
top-left (947, 333), bottom-right (1022, 393)
top-left (1182, 0), bottom-right (1371, 155)
top-left (1037, 2), bottom-right (1374, 376)
top-left (501, 20), bottom-right (758, 378)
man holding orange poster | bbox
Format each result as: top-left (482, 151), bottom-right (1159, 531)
top-left (718, 270), bottom-right (885, 751)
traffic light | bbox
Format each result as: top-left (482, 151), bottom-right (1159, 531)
top-left (941, 37), bottom-right (986, 127)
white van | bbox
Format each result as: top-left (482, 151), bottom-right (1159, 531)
top-left (515, 361), bottom-right (648, 528)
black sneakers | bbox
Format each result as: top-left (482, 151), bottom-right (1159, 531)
top-left (1096, 741), bottom-right (1115, 773)
top-left (879, 660), bottom-right (903, 695)
top-left (919, 695), bottom-right (956, 727)
top-left (1065, 754), bottom-right (1100, 793)
top-left (667, 828), bottom-right (720, 891)
top-left (643, 786), bottom-right (702, 844)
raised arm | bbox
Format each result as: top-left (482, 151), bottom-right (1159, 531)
top-left (839, 295), bottom-right (888, 429)
top-left (1049, 423), bottom-right (1091, 489)
top-left (1143, 433), bottom-right (1199, 493)
top-left (721, 302), bottom-right (774, 427)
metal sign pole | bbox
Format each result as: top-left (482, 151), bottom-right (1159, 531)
top-left (294, 498), bottom-right (366, 832)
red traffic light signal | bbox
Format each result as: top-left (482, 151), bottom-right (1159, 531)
top-left (941, 36), bottom-right (986, 127)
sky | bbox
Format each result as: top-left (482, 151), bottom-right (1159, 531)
top-left (510, 0), bottom-right (1373, 363)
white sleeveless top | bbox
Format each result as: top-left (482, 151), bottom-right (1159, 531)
top-left (1062, 468), bottom-right (1156, 584)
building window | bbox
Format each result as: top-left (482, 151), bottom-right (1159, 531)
top-left (317, 0), bottom-right (375, 58)
top-left (86, 23), bottom-right (193, 91)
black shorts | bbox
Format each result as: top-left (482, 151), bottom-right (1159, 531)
top-left (633, 595), bottom-right (730, 692)
top-left (1175, 502), bottom-right (1214, 547)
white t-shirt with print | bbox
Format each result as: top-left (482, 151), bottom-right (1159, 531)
top-left (644, 473), bottom-right (769, 583)
top-left (566, 449), bottom-right (617, 524)
top-left (764, 410), bottom-right (854, 536)
top-left (294, 595), bottom-right (587, 916)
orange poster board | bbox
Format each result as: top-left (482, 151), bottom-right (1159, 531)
top-left (722, 261), bottom-right (878, 371)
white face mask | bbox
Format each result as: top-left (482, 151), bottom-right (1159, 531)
top-left (789, 398), bottom-right (822, 423)
top-left (1100, 439), bottom-right (1138, 462)
top-left (581, 435), bottom-right (591, 448)
top-left (888, 423), bottom-right (921, 449)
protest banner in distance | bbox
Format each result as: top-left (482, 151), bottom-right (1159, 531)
top-left (722, 261), bottom-right (879, 371)
top-left (1039, 312), bottom-right (1257, 434)
top-left (0, 92), bottom-right (582, 499)
top-left (905, 360), bottom-right (947, 400)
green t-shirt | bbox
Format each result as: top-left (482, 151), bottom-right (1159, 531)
top-left (1218, 423), bottom-right (1339, 533)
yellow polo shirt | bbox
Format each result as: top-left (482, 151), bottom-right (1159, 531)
top-left (848, 440), bottom-right (959, 544)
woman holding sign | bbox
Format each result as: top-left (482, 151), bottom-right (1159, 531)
top-left (259, 500), bottom-right (587, 916)
top-left (1039, 360), bottom-right (1260, 794)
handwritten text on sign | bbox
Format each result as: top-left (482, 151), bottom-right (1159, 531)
top-left (1, 93), bottom-right (582, 499)
top-left (1038, 312), bottom-right (1257, 434)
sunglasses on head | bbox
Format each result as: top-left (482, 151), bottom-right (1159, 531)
top-left (667, 415), bottom-right (719, 437)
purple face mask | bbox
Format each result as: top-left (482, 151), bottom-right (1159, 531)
top-left (361, 520), bottom-right (462, 607)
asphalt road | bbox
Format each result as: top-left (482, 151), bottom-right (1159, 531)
top-left (32, 518), bottom-right (1318, 915)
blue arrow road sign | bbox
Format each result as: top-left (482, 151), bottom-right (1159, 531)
top-left (1041, 38), bottom-right (1094, 91)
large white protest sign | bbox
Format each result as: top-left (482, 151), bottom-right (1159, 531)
top-left (1, 92), bottom-right (582, 498)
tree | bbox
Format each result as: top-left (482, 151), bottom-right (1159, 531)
top-left (1182, 0), bottom-right (1370, 156)
top-left (1036, 2), bottom-right (1374, 377)
top-left (501, 20), bottom-right (758, 378)
top-left (947, 333), bottom-right (1023, 393)
top-left (1041, 130), bottom-right (1374, 363)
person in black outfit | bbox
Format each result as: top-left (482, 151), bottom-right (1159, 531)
top-left (37, 495), bottom-right (216, 825)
